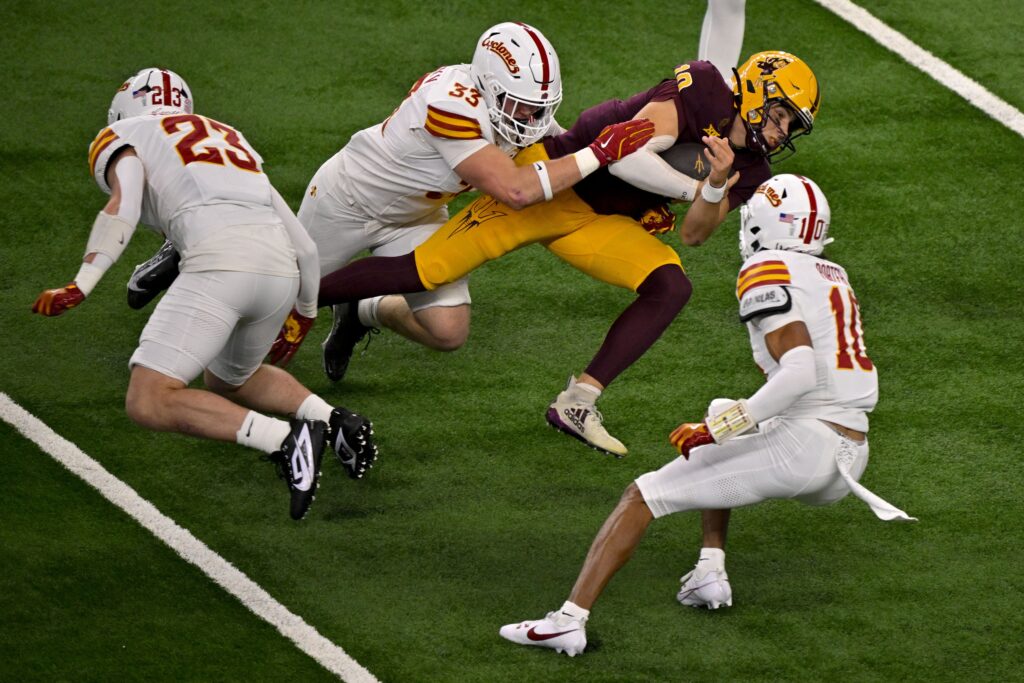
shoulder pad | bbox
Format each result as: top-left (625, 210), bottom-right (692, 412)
top-left (89, 124), bottom-right (132, 194)
top-left (739, 284), bottom-right (791, 323)
top-left (736, 256), bottom-right (792, 299)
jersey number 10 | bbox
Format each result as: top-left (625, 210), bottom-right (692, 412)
top-left (829, 286), bottom-right (873, 371)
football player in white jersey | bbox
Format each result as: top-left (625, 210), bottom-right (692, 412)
top-left (498, 174), bottom-right (915, 656)
top-left (32, 68), bottom-right (378, 521)
top-left (276, 21), bottom-right (654, 378)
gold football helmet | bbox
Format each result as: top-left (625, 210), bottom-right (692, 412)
top-left (732, 51), bottom-right (820, 159)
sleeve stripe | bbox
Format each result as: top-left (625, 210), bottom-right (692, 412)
top-left (426, 105), bottom-right (480, 127)
top-left (738, 259), bottom-right (788, 279)
top-left (425, 110), bottom-right (483, 139)
top-left (737, 276), bottom-right (792, 298)
top-left (88, 132), bottom-right (120, 175)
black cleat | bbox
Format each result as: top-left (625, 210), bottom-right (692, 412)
top-left (127, 240), bottom-right (181, 309)
top-left (267, 419), bottom-right (326, 520)
top-left (322, 302), bottom-right (376, 382)
top-left (328, 407), bottom-right (377, 479)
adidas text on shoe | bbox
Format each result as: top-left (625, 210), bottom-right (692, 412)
top-left (499, 612), bottom-right (587, 657)
top-left (677, 566), bottom-right (733, 610)
top-left (268, 419), bottom-right (326, 520)
top-left (328, 407), bottom-right (378, 479)
top-left (546, 379), bottom-right (627, 457)
top-left (127, 240), bottom-right (180, 310)
top-left (322, 302), bottom-right (375, 382)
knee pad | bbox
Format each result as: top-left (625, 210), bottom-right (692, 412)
top-left (638, 264), bottom-right (692, 309)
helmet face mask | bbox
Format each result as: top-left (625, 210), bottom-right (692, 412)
top-left (108, 68), bottom-right (193, 125)
top-left (470, 22), bottom-right (562, 147)
top-left (732, 51), bottom-right (820, 159)
top-left (739, 174), bottom-right (833, 260)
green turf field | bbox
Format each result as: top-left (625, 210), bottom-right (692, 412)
top-left (3, 1), bottom-right (1023, 680)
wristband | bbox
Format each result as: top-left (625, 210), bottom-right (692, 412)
top-left (572, 147), bottom-right (601, 178)
top-left (533, 161), bottom-right (554, 201)
top-left (705, 398), bottom-right (756, 443)
top-left (700, 178), bottom-right (727, 204)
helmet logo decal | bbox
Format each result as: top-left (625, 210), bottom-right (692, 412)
top-left (756, 56), bottom-right (791, 74)
top-left (481, 39), bottom-right (521, 75)
top-left (755, 185), bottom-right (783, 207)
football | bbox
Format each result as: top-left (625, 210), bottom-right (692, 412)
top-left (659, 142), bottom-right (711, 180)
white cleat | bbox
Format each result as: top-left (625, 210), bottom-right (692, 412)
top-left (677, 565), bottom-right (733, 609)
top-left (546, 376), bottom-right (627, 457)
top-left (499, 612), bottom-right (588, 657)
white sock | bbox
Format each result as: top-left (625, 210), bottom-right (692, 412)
top-left (295, 393), bottom-right (333, 424)
top-left (698, 547), bottom-right (726, 572)
top-left (698, 0), bottom-right (746, 81)
top-left (357, 296), bottom-right (383, 328)
top-left (236, 411), bottom-right (291, 454)
top-left (570, 378), bottom-right (601, 405)
top-left (556, 600), bottom-right (590, 625)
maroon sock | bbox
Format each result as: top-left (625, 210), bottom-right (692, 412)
top-left (584, 264), bottom-right (692, 386)
top-left (317, 253), bottom-right (426, 307)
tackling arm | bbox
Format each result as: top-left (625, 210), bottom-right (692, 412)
top-left (454, 119), bottom-right (655, 210)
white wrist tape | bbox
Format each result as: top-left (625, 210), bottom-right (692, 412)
top-left (705, 398), bottom-right (756, 443)
top-left (700, 178), bottom-right (727, 204)
top-left (533, 161), bottom-right (554, 201)
top-left (73, 260), bottom-right (108, 296)
top-left (85, 211), bottom-right (135, 263)
top-left (573, 147), bottom-right (601, 178)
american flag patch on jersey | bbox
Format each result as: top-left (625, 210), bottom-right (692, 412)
top-left (424, 105), bottom-right (483, 140)
top-left (736, 260), bottom-right (791, 298)
top-left (88, 127), bottom-right (120, 175)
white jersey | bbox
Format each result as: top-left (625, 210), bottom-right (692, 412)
top-left (736, 250), bottom-right (878, 431)
top-left (88, 114), bottom-right (296, 276)
top-left (320, 64), bottom-right (513, 227)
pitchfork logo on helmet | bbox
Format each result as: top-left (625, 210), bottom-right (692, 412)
top-left (470, 22), bottom-right (562, 147)
top-left (107, 68), bottom-right (193, 125)
top-left (739, 174), bottom-right (833, 260)
top-left (732, 51), bottom-right (820, 160)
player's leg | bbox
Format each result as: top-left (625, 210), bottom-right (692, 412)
top-left (204, 274), bottom-right (378, 482)
top-left (499, 481), bottom-right (650, 657)
top-left (544, 218), bottom-right (691, 456)
top-left (698, 0), bottom-right (747, 81)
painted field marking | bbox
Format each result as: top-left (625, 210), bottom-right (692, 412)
top-left (0, 392), bottom-right (379, 683)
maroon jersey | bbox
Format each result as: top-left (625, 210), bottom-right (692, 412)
top-left (544, 60), bottom-right (771, 218)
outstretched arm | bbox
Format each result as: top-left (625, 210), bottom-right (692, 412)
top-left (32, 151), bottom-right (143, 316)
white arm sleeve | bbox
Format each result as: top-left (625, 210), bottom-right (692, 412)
top-left (607, 136), bottom-right (699, 201)
top-left (745, 345), bottom-right (817, 424)
top-left (74, 155), bottom-right (146, 296)
top-left (113, 153), bottom-right (144, 227)
top-left (271, 188), bottom-right (320, 318)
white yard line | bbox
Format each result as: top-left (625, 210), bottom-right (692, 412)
top-left (0, 392), bottom-right (379, 683)
top-left (811, 0), bottom-right (1024, 138)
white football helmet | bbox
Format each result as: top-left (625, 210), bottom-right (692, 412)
top-left (108, 68), bottom-right (193, 125)
top-left (739, 174), bottom-right (833, 259)
top-left (470, 22), bottom-right (562, 147)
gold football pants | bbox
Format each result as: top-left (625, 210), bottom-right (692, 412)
top-left (414, 144), bottom-right (682, 293)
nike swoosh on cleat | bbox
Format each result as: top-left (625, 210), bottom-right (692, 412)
top-left (526, 626), bottom-right (578, 642)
